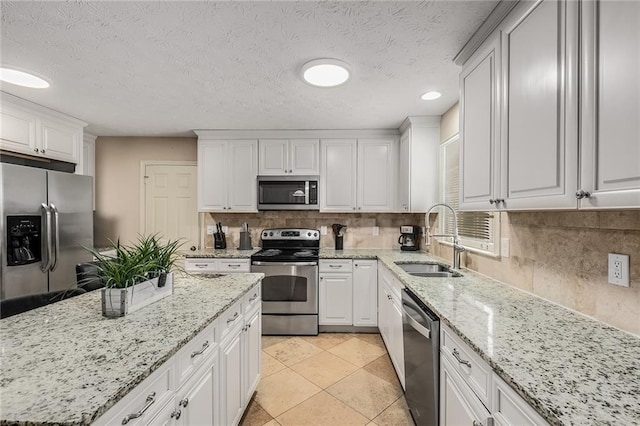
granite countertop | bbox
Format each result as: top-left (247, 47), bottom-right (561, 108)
top-left (184, 248), bottom-right (260, 258)
top-left (0, 272), bottom-right (264, 425)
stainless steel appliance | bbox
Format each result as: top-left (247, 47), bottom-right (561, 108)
top-left (257, 176), bottom-right (319, 210)
top-left (0, 163), bottom-right (93, 300)
top-left (402, 288), bottom-right (440, 426)
top-left (251, 228), bottom-right (320, 335)
top-left (399, 225), bottom-right (422, 251)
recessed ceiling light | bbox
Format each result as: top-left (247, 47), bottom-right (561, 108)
top-left (421, 91), bottom-right (441, 101)
top-left (301, 59), bottom-right (350, 88)
top-left (0, 67), bottom-right (50, 88)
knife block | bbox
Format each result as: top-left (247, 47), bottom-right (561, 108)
top-left (214, 232), bottom-right (227, 249)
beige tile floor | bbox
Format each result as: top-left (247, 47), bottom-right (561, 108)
top-left (239, 333), bottom-right (415, 426)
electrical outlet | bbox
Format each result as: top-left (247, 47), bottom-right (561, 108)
top-left (372, 226), bottom-right (379, 236)
top-left (222, 226), bottom-right (228, 234)
top-left (320, 226), bottom-right (327, 235)
top-left (206, 225), bottom-right (215, 235)
top-left (608, 253), bottom-right (630, 287)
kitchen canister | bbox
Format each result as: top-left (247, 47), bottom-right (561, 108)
top-left (239, 231), bottom-right (252, 250)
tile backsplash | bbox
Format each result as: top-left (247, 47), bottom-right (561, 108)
top-left (429, 211), bottom-right (640, 336)
top-left (203, 211), bottom-right (425, 250)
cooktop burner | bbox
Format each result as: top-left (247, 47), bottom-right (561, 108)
top-left (251, 228), bottom-right (320, 262)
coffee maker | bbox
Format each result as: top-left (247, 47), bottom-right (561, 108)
top-left (398, 225), bottom-right (421, 251)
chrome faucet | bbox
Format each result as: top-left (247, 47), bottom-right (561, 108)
top-left (425, 203), bottom-right (465, 270)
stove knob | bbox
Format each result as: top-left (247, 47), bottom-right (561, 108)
top-left (263, 232), bottom-right (267, 237)
top-left (314, 232), bottom-right (318, 237)
top-left (307, 232), bottom-right (311, 237)
top-left (269, 232), bottom-right (274, 236)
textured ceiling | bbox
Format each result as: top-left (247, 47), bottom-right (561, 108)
top-left (0, 1), bottom-right (498, 137)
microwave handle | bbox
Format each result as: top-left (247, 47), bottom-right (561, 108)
top-left (305, 181), bottom-right (309, 205)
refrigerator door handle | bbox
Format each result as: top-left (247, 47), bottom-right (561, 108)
top-left (50, 204), bottom-right (60, 271)
top-left (41, 203), bottom-right (53, 272)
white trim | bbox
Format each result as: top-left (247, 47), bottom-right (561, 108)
top-left (398, 116), bottom-right (440, 133)
top-left (0, 91), bottom-right (87, 126)
top-left (139, 160), bottom-right (198, 236)
top-left (194, 128), bottom-right (399, 139)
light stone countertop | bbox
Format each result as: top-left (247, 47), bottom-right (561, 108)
top-left (183, 247), bottom-right (640, 424)
top-left (0, 272), bottom-right (264, 425)
top-left (184, 248), bottom-right (260, 258)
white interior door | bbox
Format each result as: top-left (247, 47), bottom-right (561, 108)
top-left (144, 163), bottom-right (199, 250)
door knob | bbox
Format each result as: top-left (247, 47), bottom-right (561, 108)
top-left (190, 246), bottom-right (196, 251)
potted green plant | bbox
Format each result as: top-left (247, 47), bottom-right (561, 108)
top-left (87, 235), bottom-right (183, 317)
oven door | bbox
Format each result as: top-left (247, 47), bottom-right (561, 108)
top-left (251, 261), bottom-right (318, 314)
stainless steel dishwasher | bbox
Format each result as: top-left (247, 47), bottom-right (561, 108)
top-left (402, 288), bottom-right (440, 426)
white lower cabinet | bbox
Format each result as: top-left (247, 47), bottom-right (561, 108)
top-left (319, 259), bottom-right (377, 327)
top-left (440, 323), bottom-right (549, 426)
top-left (376, 263), bottom-right (404, 389)
top-left (95, 282), bottom-right (261, 426)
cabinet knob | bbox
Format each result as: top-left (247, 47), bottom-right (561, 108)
top-left (358, 207), bottom-right (362, 210)
top-left (41, 149), bottom-right (45, 154)
top-left (34, 148), bottom-right (39, 153)
top-left (353, 207), bottom-right (356, 210)
top-left (227, 206), bottom-right (231, 210)
top-left (489, 199), bottom-right (495, 205)
top-left (190, 246), bottom-right (196, 251)
top-left (289, 169), bottom-right (293, 173)
top-left (496, 198), bottom-right (504, 204)
top-left (179, 398), bottom-right (189, 408)
top-left (171, 409), bottom-right (181, 419)
top-left (576, 190), bottom-right (591, 199)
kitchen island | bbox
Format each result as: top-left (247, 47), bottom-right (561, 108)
top-left (188, 248), bottom-right (640, 425)
top-left (0, 272), bottom-right (263, 425)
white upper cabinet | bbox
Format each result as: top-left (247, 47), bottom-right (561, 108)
top-left (0, 94), bottom-right (85, 165)
top-left (197, 138), bottom-right (258, 212)
top-left (500, 0), bottom-right (578, 210)
top-left (320, 139), bottom-right (358, 212)
top-left (460, 34), bottom-right (501, 211)
top-left (258, 138), bottom-right (319, 175)
top-left (321, 138), bottom-right (397, 212)
top-left (358, 138), bottom-right (397, 212)
top-left (579, 0), bottom-right (640, 209)
top-left (398, 117), bottom-right (440, 212)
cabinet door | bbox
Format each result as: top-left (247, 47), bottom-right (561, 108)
top-left (259, 139), bottom-right (288, 175)
top-left (243, 307), bottom-right (262, 402)
top-left (320, 139), bottom-right (357, 212)
top-left (220, 329), bottom-right (243, 426)
top-left (0, 104), bottom-right (37, 155)
top-left (227, 140), bottom-right (258, 212)
top-left (289, 139), bottom-right (319, 175)
top-left (353, 260), bottom-right (377, 327)
top-left (357, 139), bottom-right (396, 212)
top-left (440, 356), bottom-right (491, 426)
top-left (146, 399), bottom-right (178, 426)
top-left (40, 117), bottom-right (81, 163)
top-left (319, 273), bottom-right (353, 325)
top-left (501, 0), bottom-right (578, 209)
top-left (398, 130), bottom-right (411, 212)
top-left (176, 356), bottom-right (217, 426)
top-left (580, 0), bottom-right (640, 209)
top-left (389, 298), bottom-right (405, 388)
top-left (198, 140), bottom-right (227, 211)
top-left (460, 34), bottom-right (501, 211)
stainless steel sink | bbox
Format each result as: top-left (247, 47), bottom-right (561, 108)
top-left (394, 262), bottom-right (462, 278)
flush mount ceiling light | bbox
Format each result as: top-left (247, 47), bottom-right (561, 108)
top-left (0, 67), bottom-right (50, 88)
top-left (421, 91), bottom-right (442, 101)
top-left (301, 59), bottom-right (350, 88)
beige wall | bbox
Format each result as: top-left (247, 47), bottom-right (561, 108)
top-left (94, 137), bottom-right (197, 246)
top-left (431, 103), bottom-right (640, 336)
top-left (440, 103), bottom-right (459, 142)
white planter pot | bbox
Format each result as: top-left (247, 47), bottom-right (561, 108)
top-left (101, 272), bottom-right (173, 317)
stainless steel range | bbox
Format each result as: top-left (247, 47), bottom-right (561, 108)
top-left (251, 228), bottom-right (320, 335)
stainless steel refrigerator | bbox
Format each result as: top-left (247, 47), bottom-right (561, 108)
top-left (0, 163), bottom-right (93, 300)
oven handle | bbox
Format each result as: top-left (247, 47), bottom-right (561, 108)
top-left (251, 261), bottom-right (318, 266)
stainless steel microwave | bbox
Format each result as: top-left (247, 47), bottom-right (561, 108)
top-left (257, 176), bottom-right (319, 210)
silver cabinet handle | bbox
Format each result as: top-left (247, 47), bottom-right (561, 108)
top-left (194, 263), bottom-right (208, 268)
top-left (489, 199), bottom-right (496, 204)
top-left (473, 421), bottom-right (482, 426)
top-left (190, 341), bottom-right (210, 358)
top-left (122, 392), bottom-right (156, 424)
top-left (179, 398), bottom-right (189, 408)
top-left (50, 204), bottom-right (60, 271)
top-left (41, 149), bottom-right (45, 154)
top-left (452, 348), bottom-right (472, 368)
top-left (34, 148), bottom-right (39, 153)
top-left (249, 293), bottom-right (258, 302)
top-left (328, 264), bottom-right (342, 269)
top-left (171, 409), bottom-right (181, 419)
top-left (227, 312), bottom-right (239, 324)
top-left (576, 190), bottom-right (591, 199)
top-left (227, 264), bottom-right (241, 268)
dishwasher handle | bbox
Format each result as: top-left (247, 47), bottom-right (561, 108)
top-left (402, 302), bottom-right (431, 340)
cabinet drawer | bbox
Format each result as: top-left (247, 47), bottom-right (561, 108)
top-left (175, 321), bottom-right (217, 387)
top-left (319, 259), bottom-right (353, 272)
top-left (184, 258), bottom-right (218, 273)
top-left (441, 324), bottom-right (492, 408)
top-left (492, 373), bottom-right (549, 426)
top-left (217, 259), bottom-right (250, 272)
top-left (95, 360), bottom-right (174, 426)
top-left (243, 283), bottom-right (261, 314)
top-left (218, 299), bottom-right (243, 341)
